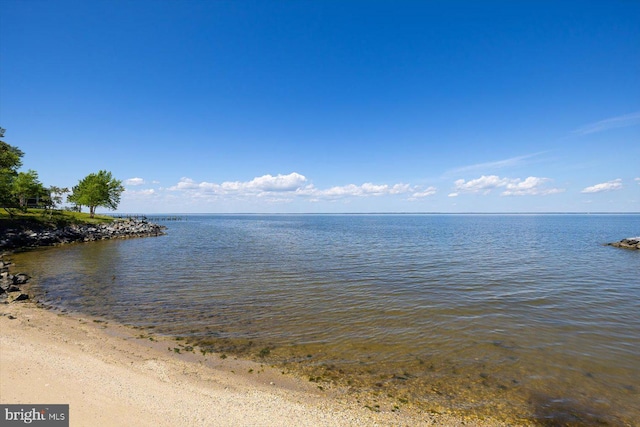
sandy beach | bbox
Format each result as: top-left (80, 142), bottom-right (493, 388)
top-left (0, 300), bottom-right (513, 426)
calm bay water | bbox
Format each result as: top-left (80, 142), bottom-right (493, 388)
top-left (13, 214), bottom-right (640, 425)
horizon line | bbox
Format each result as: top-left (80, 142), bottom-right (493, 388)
top-left (105, 211), bottom-right (640, 216)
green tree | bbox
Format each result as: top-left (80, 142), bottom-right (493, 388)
top-left (48, 186), bottom-right (70, 210)
top-left (68, 170), bottom-right (124, 217)
top-left (0, 128), bottom-right (22, 171)
top-left (0, 128), bottom-right (25, 212)
top-left (12, 169), bottom-right (46, 208)
top-left (39, 186), bottom-right (69, 217)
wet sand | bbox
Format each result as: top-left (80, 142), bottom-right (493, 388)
top-left (0, 301), bottom-right (511, 426)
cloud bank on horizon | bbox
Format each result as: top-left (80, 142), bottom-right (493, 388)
top-left (120, 112), bottom-right (640, 213)
top-left (121, 168), bottom-right (638, 213)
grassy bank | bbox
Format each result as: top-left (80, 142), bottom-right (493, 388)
top-left (0, 209), bottom-right (114, 231)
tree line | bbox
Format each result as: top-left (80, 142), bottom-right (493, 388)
top-left (0, 128), bottom-right (124, 218)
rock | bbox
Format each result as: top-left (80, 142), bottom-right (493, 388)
top-left (13, 273), bottom-right (30, 285)
top-left (7, 285), bottom-right (21, 293)
top-left (1, 274), bottom-right (14, 287)
top-left (607, 237), bottom-right (640, 250)
top-left (12, 293), bottom-right (29, 302)
top-left (0, 218), bottom-right (166, 251)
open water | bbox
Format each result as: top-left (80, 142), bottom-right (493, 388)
top-left (13, 214), bottom-right (640, 425)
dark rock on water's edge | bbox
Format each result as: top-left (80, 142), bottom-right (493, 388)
top-left (607, 237), bottom-right (640, 250)
top-left (0, 218), bottom-right (166, 251)
top-left (1, 255), bottom-right (31, 303)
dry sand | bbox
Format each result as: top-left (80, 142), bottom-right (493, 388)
top-left (1, 301), bottom-right (511, 426)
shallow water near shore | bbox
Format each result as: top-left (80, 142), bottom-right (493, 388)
top-left (12, 214), bottom-right (640, 425)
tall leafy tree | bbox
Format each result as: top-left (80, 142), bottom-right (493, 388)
top-left (39, 186), bottom-right (69, 217)
top-left (48, 186), bottom-right (70, 209)
top-left (12, 169), bottom-right (46, 208)
top-left (0, 128), bottom-right (25, 212)
top-left (68, 170), bottom-right (124, 217)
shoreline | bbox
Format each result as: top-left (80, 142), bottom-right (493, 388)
top-left (3, 223), bottom-right (637, 425)
top-left (0, 217), bottom-right (166, 251)
top-left (0, 300), bottom-right (509, 426)
top-left (0, 231), bottom-right (516, 426)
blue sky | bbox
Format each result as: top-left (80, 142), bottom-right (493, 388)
top-left (1, 0), bottom-right (638, 213)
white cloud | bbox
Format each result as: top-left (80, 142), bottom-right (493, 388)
top-left (410, 186), bottom-right (437, 199)
top-left (502, 177), bottom-right (564, 196)
top-left (227, 172), bottom-right (308, 192)
top-left (581, 179), bottom-right (623, 193)
top-left (453, 175), bottom-right (510, 194)
top-left (308, 182), bottom-right (413, 198)
top-left (635, 178), bottom-right (640, 184)
top-left (125, 188), bottom-right (155, 196)
top-left (169, 173), bottom-right (308, 195)
top-left (573, 111), bottom-right (640, 135)
top-left (168, 172), bottom-right (420, 201)
top-left (452, 175), bottom-right (564, 196)
top-left (171, 177), bottom-right (200, 190)
top-left (166, 173), bottom-right (422, 205)
top-left (125, 177), bottom-right (146, 186)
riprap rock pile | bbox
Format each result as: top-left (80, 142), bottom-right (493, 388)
top-left (0, 219), bottom-right (166, 250)
top-left (607, 237), bottom-right (640, 250)
top-left (0, 256), bottom-right (30, 303)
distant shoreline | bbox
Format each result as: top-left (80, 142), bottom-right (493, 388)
top-left (109, 211), bottom-right (640, 215)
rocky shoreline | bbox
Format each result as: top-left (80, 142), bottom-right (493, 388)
top-left (607, 237), bottom-right (640, 250)
top-left (0, 218), bottom-right (166, 251)
top-left (0, 257), bottom-right (31, 303)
